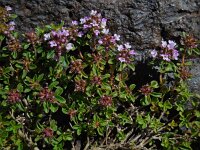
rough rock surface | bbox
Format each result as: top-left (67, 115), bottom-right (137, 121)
top-left (0, 0), bottom-right (200, 93)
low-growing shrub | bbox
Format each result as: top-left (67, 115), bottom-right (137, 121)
top-left (0, 7), bottom-right (200, 150)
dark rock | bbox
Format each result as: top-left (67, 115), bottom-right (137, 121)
top-left (0, 0), bottom-right (199, 92)
top-left (188, 59), bottom-right (200, 94)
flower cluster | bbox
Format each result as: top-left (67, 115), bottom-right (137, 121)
top-left (25, 31), bottom-right (39, 45)
top-left (70, 60), bottom-right (83, 73)
top-left (117, 43), bottom-right (136, 63)
top-left (100, 95), bottom-right (112, 107)
top-left (7, 38), bottom-right (21, 51)
top-left (150, 40), bottom-right (179, 61)
top-left (38, 86), bottom-right (55, 102)
top-left (182, 34), bottom-right (198, 48)
top-left (74, 79), bottom-right (86, 92)
top-left (43, 128), bottom-right (53, 138)
top-left (92, 76), bottom-right (102, 86)
top-left (0, 6), bottom-right (16, 33)
top-left (43, 10), bottom-right (136, 63)
top-left (44, 27), bottom-right (74, 57)
top-left (7, 90), bottom-right (21, 103)
top-left (139, 84), bottom-right (153, 96)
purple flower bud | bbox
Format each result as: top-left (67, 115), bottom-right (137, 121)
top-left (98, 39), bottom-right (103, 44)
top-left (9, 26), bottom-right (15, 31)
top-left (83, 24), bottom-right (91, 29)
top-left (172, 49), bottom-right (179, 60)
top-left (8, 21), bottom-right (15, 31)
top-left (150, 49), bottom-right (158, 58)
top-left (9, 21), bottom-right (15, 26)
top-left (91, 20), bottom-right (99, 27)
top-left (94, 30), bottom-right (100, 36)
top-left (51, 31), bottom-right (57, 36)
top-left (129, 50), bottom-right (136, 55)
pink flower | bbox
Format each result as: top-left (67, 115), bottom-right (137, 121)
top-left (90, 10), bottom-right (97, 16)
top-left (102, 28), bottom-right (109, 34)
top-left (80, 18), bottom-right (86, 24)
top-left (44, 33), bottom-right (51, 41)
top-left (172, 49), bottom-right (179, 60)
top-left (118, 57), bottom-right (126, 62)
top-left (167, 40), bottom-right (176, 49)
top-left (101, 18), bottom-right (107, 28)
top-left (161, 40), bottom-right (167, 47)
top-left (124, 43), bottom-right (131, 49)
top-left (62, 29), bottom-right (69, 36)
top-left (5, 6), bottom-right (12, 11)
top-left (91, 20), bottom-right (99, 27)
top-left (117, 45), bottom-right (124, 51)
top-left (150, 49), bottom-right (158, 58)
top-left (49, 41), bottom-right (57, 47)
top-left (98, 39), bottom-right (103, 44)
top-left (72, 20), bottom-right (78, 25)
top-left (114, 34), bottom-right (120, 41)
top-left (129, 50), bottom-right (136, 55)
top-left (160, 54), bottom-right (170, 61)
top-left (66, 43), bottom-right (74, 51)
top-left (78, 32), bottom-right (84, 37)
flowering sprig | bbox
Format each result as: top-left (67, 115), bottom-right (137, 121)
top-left (150, 40), bottom-right (179, 61)
top-left (43, 10), bottom-right (136, 62)
top-left (117, 43), bottom-right (136, 63)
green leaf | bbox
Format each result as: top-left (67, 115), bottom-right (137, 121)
top-left (22, 70), bottom-right (27, 79)
top-left (17, 83), bottom-right (23, 92)
top-left (23, 43), bottom-right (31, 49)
top-left (118, 63), bottom-right (127, 72)
top-left (49, 81), bottom-right (59, 89)
top-left (55, 87), bottom-right (63, 95)
top-left (127, 63), bottom-right (135, 71)
top-left (62, 108), bottom-right (68, 114)
top-left (55, 95), bottom-right (66, 103)
top-left (101, 83), bottom-right (111, 91)
top-left (108, 58), bottom-right (114, 64)
top-left (102, 74), bottom-right (110, 79)
top-left (150, 80), bottom-right (159, 88)
top-left (50, 104), bottom-right (59, 113)
top-left (12, 51), bottom-right (17, 59)
top-left (141, 96), bottom-right (150, 106)
top-left (47, 50), bottom-right (55, 59)
top-left (43, 102), bottom-right (49, 113)
top-left (129, 84), bottom-right (136, 90)
top-left (63, 132), bottom-right (73, 141)
top-left (37, 74), bottom-right (44, 82)
top-left (29, 64), bottom-right (37, 70)
top-left (151, 92), bottom-right (162, 98)
top-left (163, 100), bottom-right (172, 111)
